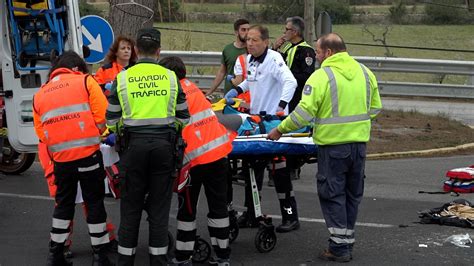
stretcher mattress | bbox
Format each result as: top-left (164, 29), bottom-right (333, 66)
top-left (230, 136), bottom-right (317, 156)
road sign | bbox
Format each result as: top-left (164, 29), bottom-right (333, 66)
top-left (80, 15), bottom-right (114, 64)
top-left (316, 11), bottom-right (332, 39)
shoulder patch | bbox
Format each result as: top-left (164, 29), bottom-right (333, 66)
top-left (305, 57), bottom-right (314, 66)
top-left (303, 84), bottom-right (312, 95)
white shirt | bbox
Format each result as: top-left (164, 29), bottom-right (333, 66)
top-left (239, 49), bottom-right (296, 115)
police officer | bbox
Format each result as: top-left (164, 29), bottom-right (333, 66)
top-left (33, 51), bottom-right (113, 266)
top-left (159, 56), bottom-right (233, 265)
top-left (274, 16), bottom-right (316, 180)
top-left (268, 33), bottom-right (382, 262)
top-left (106, 28), bottom-right (190, 265)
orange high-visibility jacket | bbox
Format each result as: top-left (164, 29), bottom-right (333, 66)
top-left (236, 54), bottom-right (251, 103)
top-left (33, 68), bottom-right (107, 162)
top-left (94, 61), bottom-right (124, 85)
top-left (180, 78), bottom-right (234, 167)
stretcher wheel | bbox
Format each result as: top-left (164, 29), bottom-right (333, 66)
top-left (229, 219), bottom-right (239, 243)
top-left (255, 226), bottom-right (276, 253)
top-left (192, 236), bottom-right (211, 263)
top-left (229, 210), bottom-right (239, 243)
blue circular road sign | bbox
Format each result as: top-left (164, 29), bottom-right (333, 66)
top-left (80, 15), bottom-right (114, 64)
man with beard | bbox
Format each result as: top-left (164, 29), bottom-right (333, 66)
top-left (206, 18), bottom-right (250, 96)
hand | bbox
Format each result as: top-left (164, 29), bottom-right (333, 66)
top-left (226, 74), bottom-right (234, 82)
top-left (104, 82), bottom-right (113, 90)
top-left (276, 106), bottom-right (284, 113)
top-left (104, 133), bottom-right (116, 146)
top-left (267, 128), bottom-right (282, 141)
top-left (224, 89), bottom-right (238, 105)
top-left (273, 35), bottom-right (286, 50)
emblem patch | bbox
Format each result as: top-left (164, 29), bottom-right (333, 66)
top-left (303, 84), bottom-right (312, 95)
top-left (305, 56), bottom-right (313, 66)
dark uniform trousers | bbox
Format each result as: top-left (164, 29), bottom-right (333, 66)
top-left (118, 132), bottom-right (175, 266)
top-left (175, 158), bottom-right (230, 261)
top-left (316, 143), bottom-right (366, 257)
top-left (244, 159), bottom-right (298, 222)
top-left (52, 151), bottom-right (109, 248)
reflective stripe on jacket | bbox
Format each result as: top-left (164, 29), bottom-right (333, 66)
top-left (116, 63), bottom-right (178, 127)
top-left (278, 52), bottom-right (382, 145)
top-left (180, 79), bottom-right (234, 166)
top-left (285, 41), bottom-right (313, 69)
top-left (33, 68), bottom-right (105, 162)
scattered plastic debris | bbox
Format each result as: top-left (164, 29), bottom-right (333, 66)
top-left (444, 233), bottom-right (472, 248)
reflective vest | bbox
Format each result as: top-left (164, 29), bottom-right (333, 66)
top-left (237, 54), bottom-right (247, 79)
top-left (34, 70), bottom-right (102, 162)
top-left (180, 79), bottom-right (234, 167)
top-left (116, 63), bottom-right (178, 127)
top-left (285, 41), bottom-right (313, 69)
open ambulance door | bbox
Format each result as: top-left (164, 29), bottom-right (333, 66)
top-left (0, 0), bottom-right (84, 152)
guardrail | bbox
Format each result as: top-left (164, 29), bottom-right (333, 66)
top-left (161, 51), bottom-right (474, 99)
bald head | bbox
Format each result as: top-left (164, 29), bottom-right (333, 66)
top-left (317, 33), bottom-right (346, 53)
top-left (315, 33), bottom-right (347, 64)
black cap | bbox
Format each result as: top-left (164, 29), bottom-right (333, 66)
top-left (137, 28), bottom-right (161, 44)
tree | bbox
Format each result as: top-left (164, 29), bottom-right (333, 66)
top-left (304, 0), bottom-right (315, 44)
top-left (108, 0), bottom-right (157, 38)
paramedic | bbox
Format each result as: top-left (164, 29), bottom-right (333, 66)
top-left (224, 25), bottom-right (301, 233)
top-left (106, 28), bottom-right (190, 265)
top-left (267, 33), bottom-right (382, 262)
top-left (159, 56), bottom-right (234, 265)
top-left (33, 51), bottom-right (113, 266)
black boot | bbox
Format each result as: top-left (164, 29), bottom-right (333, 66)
top-left (117, 254), bottom-right (135, 266)
top-left (92, 245), bottom-right (115, 266)
top-left (149, 254), bottom-right (168, 265)
top-left (46, 242), bottom-right (73, 266)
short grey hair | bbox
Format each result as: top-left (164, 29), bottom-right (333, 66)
top-left (286, 16), bottom-right (305, 37)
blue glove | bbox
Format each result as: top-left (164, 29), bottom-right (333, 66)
top-left (104, 133), bottom-right (116, 146)
top-left (224, 89), bottom-right (238, 105)
top-left (104, 82), bottom-right (113, 90)
top-left (226, 74), bottom-right (234, 82)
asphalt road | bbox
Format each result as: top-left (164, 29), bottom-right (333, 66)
top-left (1, 155), bottom-right (474, 266)
top-left (382, 97), bottom-right (474, 127)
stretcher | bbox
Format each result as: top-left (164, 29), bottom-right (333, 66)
top-left (228, 134), bottom-right (318, 253)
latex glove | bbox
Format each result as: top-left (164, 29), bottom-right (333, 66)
top-left (226, 74), bottom-right (234, 82)
top-left (104, 133), bottom-right (116, 146)
top-left (104, 82), bottom-right (113, 90)
top-left (224, 89), bottom-right (238, 105)
top-left (276, 106), bottom-right (284, 112)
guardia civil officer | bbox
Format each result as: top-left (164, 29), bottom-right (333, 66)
top-left (106, 28), bottom-right (190, 265)
top-left (33, 51), bottom-right (114, 266)
top-left (268, 33), bottom-right (382, 262)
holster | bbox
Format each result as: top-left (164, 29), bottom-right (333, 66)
top-left (173, 134), bottom-right (187, 178)
top-left (114, 127), bottom-right (129, 153)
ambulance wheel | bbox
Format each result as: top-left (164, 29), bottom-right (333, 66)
top-left (229, 216), bottom-right (239, 243)
top-left (255, 227), bottom-right (276, 253)
top-left (192, 236), bottom-right (211, 263)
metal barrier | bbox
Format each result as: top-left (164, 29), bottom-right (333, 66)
top-left (160, 51), bottom-right (474, 99)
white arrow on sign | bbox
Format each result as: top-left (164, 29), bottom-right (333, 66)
top-left (81, 25), bottom-right (103, 53)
